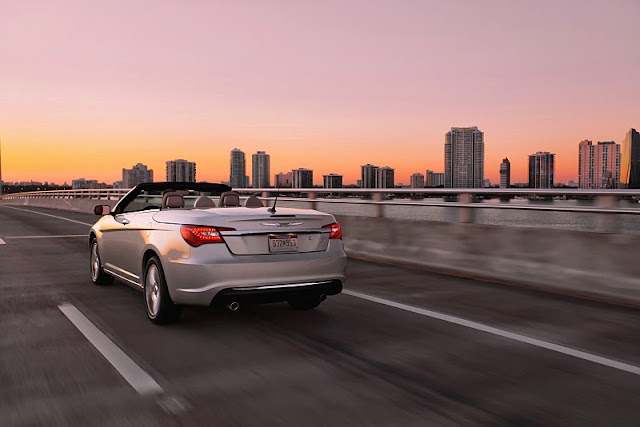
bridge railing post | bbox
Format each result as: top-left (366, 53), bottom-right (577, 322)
top-left (308, 191), bottom-right (317, 210)
top-left (373, 192), bottom-right (383, 217)
top-left (458, 193), bottom-right (475, 224)
top-left (596, 195), bottom-right (617, 233)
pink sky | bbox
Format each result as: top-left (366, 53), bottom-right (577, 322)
top-left (1, 0), bottom-right (639, 185)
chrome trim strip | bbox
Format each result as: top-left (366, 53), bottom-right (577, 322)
top-left (232, 281), bottom-right (334, 291)
top-left (104, 263), bottom-right (140, 280)
top-left (221, 229), bottom-right (330, 237)
top-left (104, 269), bottom-right (143, 289)
top-left (177, 280), bottom-right (335, 294)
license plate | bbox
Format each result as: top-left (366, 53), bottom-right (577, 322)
top-left (269, 235), bottom-right (298, 252)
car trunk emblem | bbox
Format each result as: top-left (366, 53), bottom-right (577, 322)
top-left (260, 222), bottom-right (303, 227)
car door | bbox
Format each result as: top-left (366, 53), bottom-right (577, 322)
top-left (116, 211), bottom-right (156, 281)
top-left (98, 212), bottom-right (138, 282)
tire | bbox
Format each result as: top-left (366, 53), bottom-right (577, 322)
top-left (287, 295), bottom-right (324, 310)
top-left (144, 256), bottom-right (181, 324)
top-left (90, 239), bottom-right (114, 286)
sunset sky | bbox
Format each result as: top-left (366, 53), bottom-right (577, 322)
top-left (1, 0), bottom-right (639, 185)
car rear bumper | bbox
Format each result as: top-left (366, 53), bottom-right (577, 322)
top-left (163, 240), bottom-right (346, 306)
top-left (211, 280), bottom-right (343, 305)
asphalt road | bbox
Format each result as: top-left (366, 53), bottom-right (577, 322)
top-left (1, 205), bottom-right (639, 426)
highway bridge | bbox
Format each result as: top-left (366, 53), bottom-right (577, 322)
top-left (1, 204), bottom-right (640, 425)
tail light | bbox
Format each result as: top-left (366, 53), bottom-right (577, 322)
top-left (180, 225), bottom-right (235, 247)
top-left (323, 222), bottom-right (342, 240)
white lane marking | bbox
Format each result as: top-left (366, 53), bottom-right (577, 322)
top-left (0, 238), bottom-right (5, 245)
top-left (3, 206), bottom-right (93, 226)
top-left (344, 289), bottom-right (640, 376)
top-left (5, 234), bottom-right (86, 239)
top-left (58, 303), bottom-right (163, 395)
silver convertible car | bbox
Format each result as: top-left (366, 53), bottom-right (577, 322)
top-left (89, 182), bottom-right (346, 324)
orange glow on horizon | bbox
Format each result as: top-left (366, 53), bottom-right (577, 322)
top-left (2, 125), bottom-right (608, 186)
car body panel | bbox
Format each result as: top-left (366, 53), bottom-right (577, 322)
top-left (91, 190), bottom-right (346, 307)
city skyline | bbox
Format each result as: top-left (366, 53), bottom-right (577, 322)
top-left (1, 1), bottom-right (638, 185)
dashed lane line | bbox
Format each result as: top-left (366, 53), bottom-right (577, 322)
top-left (344, 289), bottom-right (640, 376)
top-left (2, 206), bottom-right (93, 226)
top-left (58, 303), bottom-right (163, 395)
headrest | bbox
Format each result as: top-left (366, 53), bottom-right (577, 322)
top-left (244, 196), bottom-right (264, 208)
top-left (162, 192), bottom-right (184, 209)
top-left (220, 191), bottom-right (241, 207)
top-left (194, 196), bottom-right (216, 208)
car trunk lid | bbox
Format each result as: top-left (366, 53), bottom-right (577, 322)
top-left (153, 207), bottom-right (335, 255)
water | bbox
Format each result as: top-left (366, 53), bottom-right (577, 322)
top-left (276, 198), bottom-right (640, 235)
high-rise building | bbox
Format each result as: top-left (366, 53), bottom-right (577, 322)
top-left (230, 148), bottom-right (247, 188)
top-left (292, 168), bottom-right (313, 188)
top-left (410, 173), bottom-right (425, 188)
top-left (166, 159), bottom-right (196, 182)
top-left (528, 152), bottom-right (555, 188)
top-left (122, 163), bottom-right (153, 188)
top-left (274, 172), bottom-right (293, 188)
top-left (375, 167), bottom-right (395, 188)
top-left (251, 151), bottom-right (270, 188)
top-left (578, 140), bottom-right (620, 189)
top-left (425, 170), bottom-right (445, 187)
top-left (72, 178), bottom-right (106, 189)
top-left (621, 128), bottom-right (640, 189)
top-left (500, 158), bottom-right (511, 188)
top-left (444, 126), bottom-right (484, 188)
top-left (361, 164), bottom-right (378, 188)
top-left (323, 174), bottom-right (343, 188)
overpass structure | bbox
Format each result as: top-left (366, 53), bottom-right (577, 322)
top-left (1, 189), bottom-right (640, 424)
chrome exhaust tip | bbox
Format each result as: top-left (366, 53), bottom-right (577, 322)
top-left (227, 301), bottom-right (240, 311)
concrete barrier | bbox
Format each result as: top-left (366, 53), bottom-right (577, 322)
top-left (336, 215), bottom-right (640, 307)
top-left (0, 198), bottom-right (118, 214)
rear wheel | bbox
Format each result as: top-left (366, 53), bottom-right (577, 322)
top-left (287, 295), bottom-right (324, 310)
top-left (144, 256), bottom-right (181, 324)
top-left (90, 239), bottom-right (114, 286)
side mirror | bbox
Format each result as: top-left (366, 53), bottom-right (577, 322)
top-left (94, 205), bottom-right (111, 216)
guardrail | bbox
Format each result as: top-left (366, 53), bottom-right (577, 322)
top-left (2, 187), bottom-right (640, 232)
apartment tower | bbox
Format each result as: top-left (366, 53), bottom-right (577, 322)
top-left (376, 167), bottom-right (395, 188)
top-left (444, 127), bottom-right (484, 188)
top-left (360, 164), bottom-right (378, 189)
top-left (230, 148), bottom-right (247, 188)
top-left (323, 174), bottom-right (343, 188)
top-left (410, 173), bottom-right (425, 188)
top-left (123, 163), bottom-right (153, 188)
top-left (166, 159), bottom-right (196, 182)
top-left (499, 158), bottom-right (511, 188)
top-left (292, 168), bottom-right (313, 188)
top-left (621, 128), bottom-right (640, 189)
top-left (528, 152), bottom-right (555, 188)
top-left (578, 140), bottom-right (620, 189)
top-left (251, 151), bottom-right (270, 188)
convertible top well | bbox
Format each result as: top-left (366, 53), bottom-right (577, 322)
top-left (113, 182), bottom-right (232, 214)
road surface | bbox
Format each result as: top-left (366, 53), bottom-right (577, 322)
top-left (1, 205), bottom-right (639, 426)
